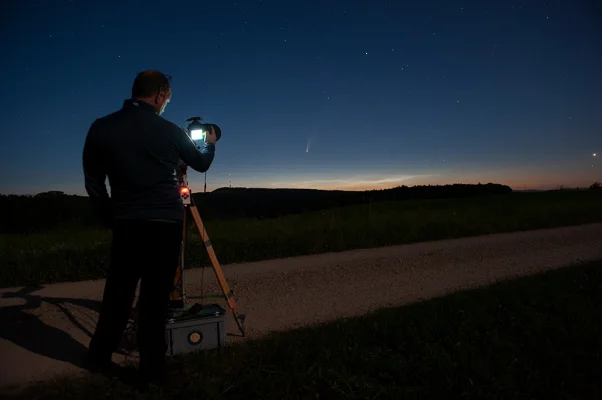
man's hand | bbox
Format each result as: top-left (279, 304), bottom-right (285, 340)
top-left (204, 125), bottom-right (217, 145)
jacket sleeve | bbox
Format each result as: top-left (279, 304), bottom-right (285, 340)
top-left (172, 125), bottom-right (215, 173)
top-left (82, 120), bottom-right (111, 224)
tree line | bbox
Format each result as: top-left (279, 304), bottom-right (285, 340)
top-left (0, 183), bottom-right (514, 234)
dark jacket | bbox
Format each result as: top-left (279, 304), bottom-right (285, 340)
top-left (82, 99), bottom-right (215, 223)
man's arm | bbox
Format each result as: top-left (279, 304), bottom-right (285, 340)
top-left (172, 125), bottom-right (215, 172)
top-left (82, 120), bottom-right (111, 224)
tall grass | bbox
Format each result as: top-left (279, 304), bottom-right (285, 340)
top-left (1, 191), bottom-right (601, 288)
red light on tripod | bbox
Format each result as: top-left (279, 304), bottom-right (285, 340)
top-left (180, 187), bottom-right (190, 195)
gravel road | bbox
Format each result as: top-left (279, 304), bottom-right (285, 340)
top-left (1, 222), bottom-right (602, 392)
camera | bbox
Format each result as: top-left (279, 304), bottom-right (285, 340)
top-left (185, 117), bottom-right (222, 142)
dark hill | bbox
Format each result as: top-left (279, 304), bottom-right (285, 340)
top-left (193, 183), bottom-right (512, 220)
top-left (0, 183), bottom-right (511, 234)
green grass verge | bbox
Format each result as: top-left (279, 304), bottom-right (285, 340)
top-left (7, 258), bottom-right (602, 399)
top-left (2, 190), bottom-right (602, 288)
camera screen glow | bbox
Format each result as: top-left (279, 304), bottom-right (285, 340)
top-left (190, 129), bottom-right (205, 141)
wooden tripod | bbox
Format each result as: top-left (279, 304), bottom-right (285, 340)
top-left (169, 176), bottom-right (246, 337)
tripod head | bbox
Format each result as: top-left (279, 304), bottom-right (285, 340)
top-left (177, 166), bottom-right (192, 205)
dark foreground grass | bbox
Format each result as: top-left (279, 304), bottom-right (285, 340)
top-left (2, 190), bottom-right (602, 287)
top-left (7, 259), bottom-right (602, 399)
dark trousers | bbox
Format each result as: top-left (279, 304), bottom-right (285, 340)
top-left (88, 218), bottom-right (183, 379)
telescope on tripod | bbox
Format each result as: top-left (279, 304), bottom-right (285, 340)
top-left (169, 116), bottom-right (246, 337)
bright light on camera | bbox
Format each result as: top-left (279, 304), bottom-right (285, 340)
top-left (190, 129), bottom-right (205, 141)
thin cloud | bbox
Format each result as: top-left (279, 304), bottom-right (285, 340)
top-left (264, 174), bottom-right (437, 190)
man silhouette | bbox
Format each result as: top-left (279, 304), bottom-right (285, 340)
top-left (82, 70), bottom-right (217, 385)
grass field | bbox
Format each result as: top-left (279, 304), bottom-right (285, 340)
top-left (1, 190), bottom-right (602, 288)
top-left (7, 258), bottom-right (602, 399)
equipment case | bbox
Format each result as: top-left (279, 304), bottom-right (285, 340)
top-left (165, 304), bottom-right (226, 355)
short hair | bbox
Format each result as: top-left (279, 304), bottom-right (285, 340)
top-left (131, 70), bottom-right (172, 98)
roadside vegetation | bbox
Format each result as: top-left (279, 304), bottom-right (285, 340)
top-left (1, 189), bottom-right (602, 288)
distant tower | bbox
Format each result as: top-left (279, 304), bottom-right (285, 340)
top-left (229, 173), bottom-right (231, 188)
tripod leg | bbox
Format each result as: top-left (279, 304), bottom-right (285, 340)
top-left (168, 210), bottom-right (186, 309)
top-left (169, 262), bottom-right (184, 308)
top-left (189, 205), bottom-right (246, 336)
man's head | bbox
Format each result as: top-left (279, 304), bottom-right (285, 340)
top-left (131, 70), bottom-right (172, 115)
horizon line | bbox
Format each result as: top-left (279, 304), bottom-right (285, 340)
top-left (2, 181), bottom-right (597, 197)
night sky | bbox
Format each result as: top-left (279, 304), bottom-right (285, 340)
top-left (1, 0), bottom-right (601, 194)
